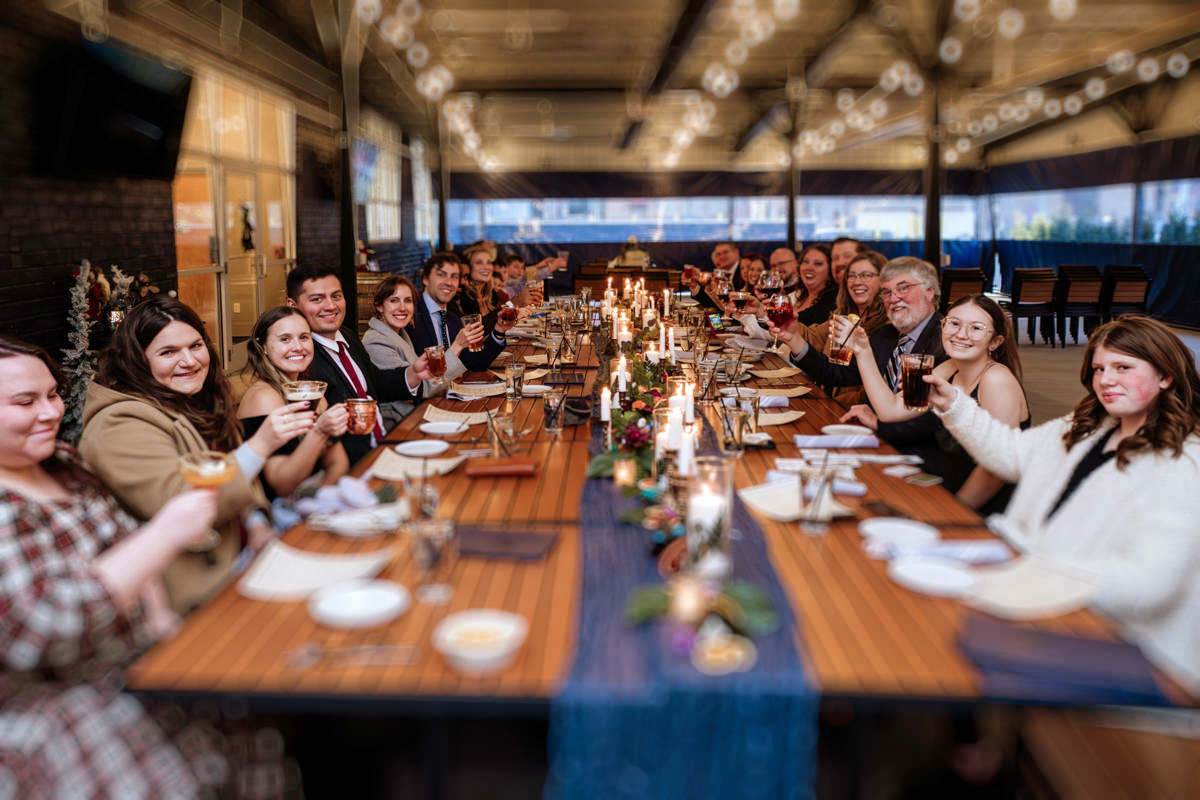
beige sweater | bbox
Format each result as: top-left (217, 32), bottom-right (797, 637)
top-left (78, 383), bottom-right (267, 613)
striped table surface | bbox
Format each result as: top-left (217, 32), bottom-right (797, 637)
top-left (127, 338), bottom-right (1188, 706)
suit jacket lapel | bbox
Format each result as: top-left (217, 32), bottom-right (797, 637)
top-left (311, 343), bottom-right (356, 402)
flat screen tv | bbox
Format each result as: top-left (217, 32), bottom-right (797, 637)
top-left (33, 40), bottom-right (192, 181)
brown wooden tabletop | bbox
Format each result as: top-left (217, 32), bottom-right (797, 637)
top-left (127, 333), bottom-right (1189, 707)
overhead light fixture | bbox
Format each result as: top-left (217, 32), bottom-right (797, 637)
top-left (953, 0), bottom-right (979, 23)
top-left (982, 113), bottom-right (998, 131)
top-left (1137, 58), bottom-right (1161, 82)
top-left (836, 90), bottom-right (855, 112)
top-left (997, 9), bottom-right (1024, 39)
top-left (938, 37), bottom-right (963, 64)
top-left (395, 0), bottom-right (422, 26)
top-left (1043, 98), bottom-right (1063, 118)
top-left (1107, 50), bottom-right (1134, 74)
top-left (1063, 94), bottom-right (1083, 115)
top-left (1166, 52), bottom-right (1190, 79)
top-left (869, 98), bottom-right (888, 119)
top-left (380, 16), bottom-right (414, 48)
top-left (407, 42), bottom-right (430, 68)
top-left (1048, 0), bottom-right (1077, 22)
top-left (702, 63), bottom-right (739, 98)
top-left (354, 0), bottom-right (382, 25)
top-left (773, 0), bottom-right (801, 21)
top-left (1024, 87), bottom-right (1045, 109)
top-left (1084, 77), bottom-right (1106, 100)
top-left (903, 74), bottom-right (925, 97)
top-left (725, 40), bottom-right (749, 66)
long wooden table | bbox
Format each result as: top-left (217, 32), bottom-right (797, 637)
top-left (128, 336), bottom-right (1187, 708)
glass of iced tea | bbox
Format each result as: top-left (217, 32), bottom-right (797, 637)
top-left (900, 353), bottom-right (936, 411)
top-left (424, 345), bottom-right (447, 388)
top-left (461, 313), bottom-right (484, 352)
top-left (825, 314), bottom-right (858, 366)
top-left (728, 291), bottom-right (752, 315)
top-left (682, 265), bottom-right (700, 285)
top-left (344, 397), bottom-right (378, 434)
top-left (498, 303), bottom-right (519, 324)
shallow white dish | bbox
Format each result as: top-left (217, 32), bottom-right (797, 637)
top-left (395, 439), bottom-right (450, 458)
top-left (887, 556), bottom-right (976, 598)
top-left (522, 384), bottom-right (551, 396)
top-left (821, 424), bottom-right (874, 437)
top-left (742, 432), bottom-right (772, 446)
top-left (419, 421), bottom-right (468, 437)
top-left (676, 298), bottom-right (699, 306)
top-left (858, 517), bottom-right (939, 548)
top-left (308, 579), bottom-right (409, 628)
top-left (433, 609), bottom-right (529, 675)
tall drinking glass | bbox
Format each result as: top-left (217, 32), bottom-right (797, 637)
top-left (461, 314), bottom-right (484, 352)
top-left (424, 345), bottom-right (447, 389)
top-left (504, 362), bottom-right (525, 400)
top-left (411, 518), bottom-right (456, 605)
top-left (543, 388), bottom-right (566, 436)
top-left (685, 456), bottom-right (733, 575)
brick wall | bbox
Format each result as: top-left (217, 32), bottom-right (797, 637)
top-left (0, 13), bottom-right (177, 355)
top-left (295, 116), bottom-right (342, 275)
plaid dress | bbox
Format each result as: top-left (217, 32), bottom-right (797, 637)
top-left (0, 444), bottom-right (200, 799)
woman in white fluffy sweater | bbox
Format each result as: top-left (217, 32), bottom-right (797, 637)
top-left (923, 315), bottom-right (1200, 694)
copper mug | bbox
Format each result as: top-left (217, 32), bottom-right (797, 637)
top-left (345, 397), bottom-right (378, 435)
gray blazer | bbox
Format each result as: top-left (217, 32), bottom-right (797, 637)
top-left (363, 317), bottom-right (466, 397)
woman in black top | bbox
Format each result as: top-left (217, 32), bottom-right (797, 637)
top-left (451, 243), bottom-right (504, 329)
top-left (237, 307), bottom-right (350, 499)
top-left (792, 244), bottom-right (838, 326)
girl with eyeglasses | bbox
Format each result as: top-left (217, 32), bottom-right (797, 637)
top-left (836, 294), bottom-right (1030, 511)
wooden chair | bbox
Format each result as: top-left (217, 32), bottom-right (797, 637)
top-left (1102, 265), bottom-right (1151, 322)
top-left (939, 268), bottom-right (987, 313)
top-left (1009, 267), bottom-right (1059, 346)
top-left (1054, 264), bottom-right (1103, 345)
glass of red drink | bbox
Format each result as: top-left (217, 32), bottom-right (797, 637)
top-left (498, 304), bottom-right (519, 324)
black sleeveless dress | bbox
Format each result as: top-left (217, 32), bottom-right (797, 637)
top-left (239, 415), bottom-right (304, 501)
top-left (936, 367), bottom-right (1032, 515)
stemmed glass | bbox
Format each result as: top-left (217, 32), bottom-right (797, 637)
top-left (757, 272), bottom-right (786, 347)
top-left (179, 451), bottom-right (235, 553)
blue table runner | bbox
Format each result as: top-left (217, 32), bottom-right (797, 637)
top-left (545, 427), bottom-right (818, 799)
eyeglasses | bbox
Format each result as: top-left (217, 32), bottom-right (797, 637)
top-left (941, 318), bottom-right (994, 340)
top-left (845, 271), bottom-right (879, 282)
top-left (878, 282), bottom-right (922, 301)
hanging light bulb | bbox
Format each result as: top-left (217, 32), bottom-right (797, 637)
top-left (836, 89), bottom-right (855, 112)
top-left (938, 37), bottom-right (963, 64)
top-left (1137, 58), bottom-right (1161, 83)
top-left (1063, 95), bottom-right (1083, 115)
top-left (1166, 52), bottom-right (1190, 79)
top-left (997, 9), bottom-right (1024, 39)
top-left (1043, 98), bottom-right (1063, 118)
top-left (354, 0), bottom-right (382, 25)
top-left (1085, 77), bottom-right (1106, 100)
top-left (1048, 0), bottom-right (1077, 22)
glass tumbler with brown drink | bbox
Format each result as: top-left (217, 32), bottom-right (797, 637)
top-left (424, 345), bottom-right (447, 389)
top-left (825, 313), bottom-right (860, 366)
top-left (900, 353), bottom-right (936, 411)
top-left (461, 313), bottom-right (484, 352)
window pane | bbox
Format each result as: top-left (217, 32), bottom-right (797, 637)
top-left (733, 197), bottom-right (787, 240)
top-left (797, 196), bottom-right (925, 240)
top-left (180, 79), bottom-right (214, 155)
top-left (940, 196), bottom-right (979, 240)
top-left (1138, 179), bottom-right (1200, 244)
top-left (479, 196), bottom-right (731, 242)
top-left (992, 185), bottom-right (1133, 241)
top-left (448, 200), bottom-right (483, 243)
top-left (411, 138), bottom-right (435, 241)
top-left (257, 97), bottom-right (286, 167)
top-left (216, 83), bottom-right (253, 159)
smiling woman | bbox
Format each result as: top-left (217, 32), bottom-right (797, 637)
top-left (78, 297), bottom-right (313, 612)
top-left (236, 307), bottom-right (351, 499)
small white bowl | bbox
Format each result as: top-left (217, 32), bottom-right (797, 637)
top-left (308, 580), bottom-right (410, 629)
top-left (432, 610), bottom-right (529, 675)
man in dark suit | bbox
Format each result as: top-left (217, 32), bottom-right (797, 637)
top-left (411, 252), bottom-right (513, 371)
top-left (286, 264), bottom-right (432, 464)
top-left (680, 241), bottom-right (739, 310)
top-left (770, 256), bottom-right (951, 477)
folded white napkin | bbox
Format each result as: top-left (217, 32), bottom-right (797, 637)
top-left (448, 381), bottom-right (506, 398)
top-left (524, 354), bottom-right (548, 365)
top-left (864, 539), bottom-right (1013, 564)
top-left (238, 541), bottom-right (393, 601)
top-left (965, 556), bottom-right (1100, 620)
top-left (765, 469), bottom-right (865, 495)
top-left (722, 394), bottom-right (789, 409)
top-left (757, 386), bottom-right (811, 398)
top-left (794, 434), bottom-right (880, 449)
top-left (749, 366), bottom-right (804, 379)
top-left (422, 405), bottom-right (491, 426)
top-left (737, 476), bottom-right (852, 522)
top-left (491, 367), bottom-right (549, 381)
top-left (370, 449), bottom-right (465, 481)
top-left (757, 410), bottom-right (805, 426)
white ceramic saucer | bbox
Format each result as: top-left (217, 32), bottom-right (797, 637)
top-left (420, 421), bottom-right (468, 437)
top-left (857, 517), bottom-right (939, 548)
top-left (522, 384), bottom-right (551, 396)
top-left (821, 424), bottom-right (874, 437)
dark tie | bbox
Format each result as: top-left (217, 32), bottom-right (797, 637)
top-left (336, 341), bottom-right (385, 442)
top-left (886, 335), bottom-right (911, 392)
top-left (436, 309), bottom-right (451, 349)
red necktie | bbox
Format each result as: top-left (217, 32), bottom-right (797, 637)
top-left (336, 341), bottom-right (386, 442)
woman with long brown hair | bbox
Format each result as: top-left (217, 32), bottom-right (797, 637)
top-left (79, 296), bottom-right (312, 612)
top-left (836, 293), bottom-right (1030, 510)
top-left (927, 315), bottom-right (1200, 693)
top-left (791, 243), bottom-right (838, 326)
top-left (451, 243), bottom-right (504, 327)
top-left (238, 306), bottom-right (350, 499)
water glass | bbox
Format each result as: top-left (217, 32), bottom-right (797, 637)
top-left (490, 414), bottom-right (515, 457)
top-left (504, 362), bottom-right (525, 400)
top-left (737, 390), bottom-right (762, 433)
top-left (543, 388), bottom-right (566, 435)
top-left (721, 406), bottom-right (749, 457)
top-left (411, 518), bottom-right (456, 605)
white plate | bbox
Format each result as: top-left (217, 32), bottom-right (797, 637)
top-left (433, 609), bottom-right (529, 675)
top-left (888, 556), bottom-right (976, 598)
top-left (308, 580), bottom-right (410, 628)
top-left (395, 439), bottom-right (450, 458)
top-left (676, 298), bottom-right (699, 306)
top-left (419, 421), bottom-right (468, 437)
top-left (821, 424), bottom-right (874, 437)
top-left (522, 384), bottom-right (551, 396)
top-left (858, 517), bottom-right (939, 548)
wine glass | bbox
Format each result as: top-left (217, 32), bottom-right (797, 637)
top-left (179, 451), bottom-right (235, 553)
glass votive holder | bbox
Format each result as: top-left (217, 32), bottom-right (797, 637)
top-left (613, 458), bottom-right (638, 487)
top-left (685, 456), bottom-right (733, 577)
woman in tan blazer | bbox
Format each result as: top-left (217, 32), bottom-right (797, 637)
top-left (79, 297), bottom-right (313, 612)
